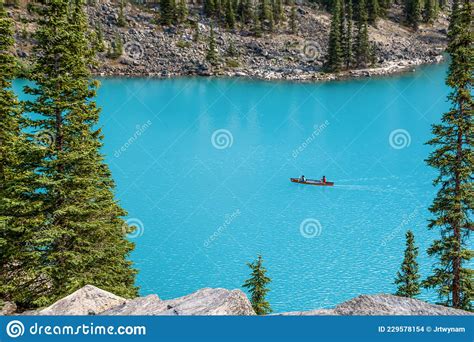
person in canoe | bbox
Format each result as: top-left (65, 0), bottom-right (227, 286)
top-left (322, 176), bottom-right (326, 183)
top-left (300, 175), bottom-right (306, 182)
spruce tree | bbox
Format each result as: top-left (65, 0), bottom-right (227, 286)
top-left (344, 0), bottom-right (354, 68)
top-left (289, 5), bottom-right (297, 34)
top-left (423, 0), bottom-right (473, 311)
top-left (252, 6), bottom-right (262, 37)
top-left (423, 0), bottom-right (436, 23)
top-left (206, 25), bottom-right (219, 65)
top-left (117, 0), bottom-right (126, 27)
top-left (0, 0), bottom-right (45, 308)
top-left (354, 0), bottom-right (370, 68)
top-left (23, 0), bottom-right (138, 305)
top-left (242, 255), bottom-right (272, 315)
top-left (394, 230), bottom-right (421, 298)
top-left (324, 0), bottom-right (344, 72)
top-left (160, 0), bottom-right (176, 25)
top-left (225, 0), bottom-right (236, 29)
top-left (368, 0), bottom-right (379, 26)
top-left (177, 0), bottom-right (188, 24)
top-left (204, 0), bottom-right (216, 17)
top-left (405, 0), bottom-right (421, 29)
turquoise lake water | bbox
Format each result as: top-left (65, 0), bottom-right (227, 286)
top-left (14, 63), bottom-right (467, 312)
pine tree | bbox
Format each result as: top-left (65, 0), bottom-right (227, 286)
top-left (325, 0), bottom-right (344, 72)
top-left (273, 0), bottom-right (283, 24)
top-left (252, 6), bottom-right (262, 37)
top-left (225, 0), bottom-right (236, 29)
top-left (204, 0), bottom-right (216, 17)
top-left (405, 0), bottom-right (422, 29)
top-left (423, 0), bottom-right (436, 23)
top-left (0, 0), bottom-right (45, 308)
top-left (394, 230), bottom-right (421, 298)
top-left (423, 0), bottom-right (473, 311)
top-left (206, 25), bottom-right (219, 65)
top-left (242, 255), bottom-right (272, 315)
top-left (160, 0), bottom-right (176, 25)
top-left (177, 0), bottom-right (188, 24)
top-left (368, 0), bottom-right (379, 26)
top-left (344, 0), bottom-right (353, 68)
top-left (23, 0), bottom-right (138, 305)
top-left (117, 0), bottom-right (126, 27)
top-left (289, 5), bottom-right (297, 34)
top-left (354, 0), bottom-right (370, 68)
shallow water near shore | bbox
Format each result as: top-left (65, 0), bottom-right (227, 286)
top-left (13, 63), bottom-right (470, 312)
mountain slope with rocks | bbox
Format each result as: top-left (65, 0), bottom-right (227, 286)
top-left (10, 0), bottom-right (448, 81)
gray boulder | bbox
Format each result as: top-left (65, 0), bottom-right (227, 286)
top-left (102, 288), bottom-right (255, 316)
top-left (38, 285), bottom-right (127, 315)
top-left (279, 294), bottom-right (473, 316)
top-left (0, 301), bottom-right (17, 316)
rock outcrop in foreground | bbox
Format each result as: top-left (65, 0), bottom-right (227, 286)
top-left (2, 286), bottom-right (471, 316)
top-left (34, 286), bottom-right (255, 316)
top-left (279, 294), bottom-right (473, 316)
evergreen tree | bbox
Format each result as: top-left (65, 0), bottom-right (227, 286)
top-left (394, 230), bottom-right (421, 298)
top-left (423, 0), bottom-right (473, 311)
top-left (405, 0), bottom-right (422, 29)
top-left (177, 0), bottom-right (188, 24)
top-left (242, 255), bottom-right (272, 315)
top-left (289, 5), bottom-right (297, 34)
top-left (160, 0), bottom-right (176, 25)
top-left (344, 0), bottom-right (354, 68)
top-left (252, 6), bottom-right (262, 36)
top-left (117, 0), bottom-right (126, 27)
top-left (206, 25), bottom-right (219, 65)
top-left (423, 0), bottom-right (436, 23)
top-left (354, 0), bottom-right (370, 67)
top-left (259, 0), bottom-right (274, 31)
top-left (325, 0), bottom-right (344, 71)
top-left (273, 0), bottom-right (283, 24)
top-left (0, 0), bottom-right (45, 308)
top-left (23, 0), bottom-right (138, 305)
top-left (192, 20), bottom-right (200, 42)
top-left (204, 0), bottom-right (216, 17)
top-left (368, 0), bottom-right (379, 26)
top-left (225, 0), bottom-right (236, 29)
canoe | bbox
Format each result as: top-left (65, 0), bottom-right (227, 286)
top-left (290, 178), bottom-right (334, 186)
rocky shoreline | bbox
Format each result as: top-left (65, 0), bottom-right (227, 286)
top-left (11, 1), bottom-right (448, 82)
top-left (1, 285), bottom-right (471, 316)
